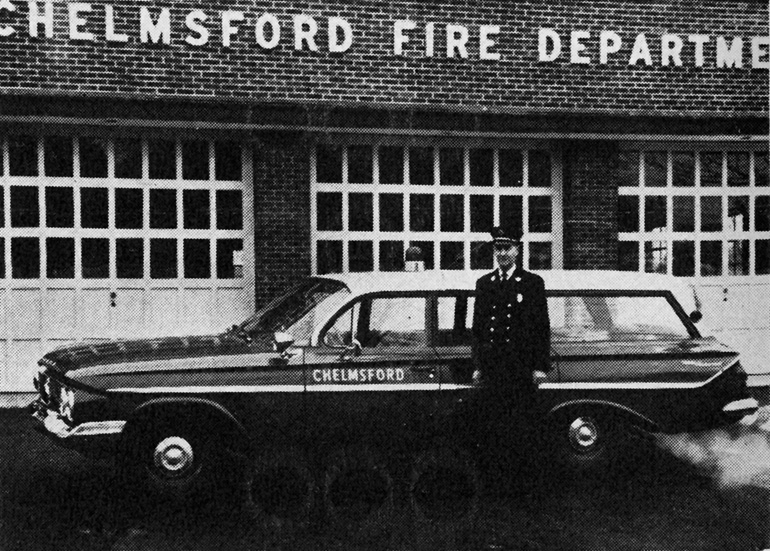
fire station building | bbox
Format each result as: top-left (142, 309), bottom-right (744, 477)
top-left (0, 0), bottom-right (767, 400)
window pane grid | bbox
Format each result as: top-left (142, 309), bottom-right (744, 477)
top-left (618, 149), bottom-right (769, 278)
top-left (0, 136), bottom-right (244, 281)
top-left (313, 144), bottom-right (555, 273)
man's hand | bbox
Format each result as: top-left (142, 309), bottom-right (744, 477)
top-left (532, 370), bottom-right (548, 385)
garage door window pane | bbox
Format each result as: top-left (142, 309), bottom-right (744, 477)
top-left (46, 237), bottom-right (74, 279)
top-left (182, 140), bottom-right (209, 180)
top-left (79, 137), bottom-right (108, 178)
top-left (617, 196), bottom-right (639, 232)
top-left (11, 187), bottom-right (39, 227)
top-left (184, 239), bottom-right (210, 278)
top-left (499, 150), bottom-right (523, 187)
top-left (529, 242), bottom-right (552, 270)
top-left (149, 139), bottom-right (176, 180)
top-left (317, 192), bottom-right (342, 231)
top-left (727, 152), bottom-right (750, 187)
top-left (9, 136), bottom-right (38, 176)
top-left (471, 241), bottom-right (493, 270)
top-left (216, 190), bottom-right (242, 230)
top-left (46, 187), bottom-right (74, 228)
top-left (529, 196), bottom-right (552, 233)
top-left (12, 237), bottom-right (39, 278)
top-left (700, 197), bottom-right (722, 232)
top-left (151, 239), bottom-right (178, 279)
top-left (756, 197), bottom-right (770, 231)
top-left (410, 194), bottom-right (434, 232)
top-left (216, 239), bottom-right (243, 279)
top-left (673, 196), bottom-right (695, 232)
top-left (470, 195), bottom-right (493, 233)
top-left (115, 189), bottom-right (143, 229)
top-left (644, 196), bottom-right (667, 232)
top-left (44, 137), bottom-right (73, 177)
top-left (214, 141), bottom-right (241, 181)
top-left (116, 239), bottom-right (143, 278)
top-left (379, 194), bottom-right (403, 231)
top-left (349, 241), bottom-right (373, 272)
top-left (440, 242), bottom-right (463, 270)
top-left (349, 193), bottom-right (373, 231)
top-left (756, 240), bottom-right (770, 275)
top-left (81, 188), bottom-right (108, 228)
top-left (379, 241), bottom-right (404, 272)
top-left (728, 196), bottom-right (750, 232)
top-left (379, 146), bottom-right (403, 184)
top-left (728, 240), bottom-right (749, 275)
top-left (529, 151), bottom-right (551, 187)
top-left (700, 153), bottom-right (722, 187)
top-left (183, 190), bottom-right (210, 229)
top-left (409, 147), bottom-right (434, 186)
top-left (82, 238), bottom-right (109, 279)
top-left (348, 146), bottom-right (372, 184)
top-left (756, 153), bottom-right (769, 187)
top-left (618, 242), bottom-right (639, 271)
top-left (150, 189), bottom-right (177, 229)
top-left (644, 241), bottom-right (667, 274)
top-left (114, 138), bottom-right (142, 179)
top-left (440, 148), bottom-right (464, 187)
top-left (469, 149), bottom-right (493, 187)
top-left (440, 195), bottom-right (464, 232)
top-left (410, 241), bottom-right (434, 270)
top-left (317, 145), bottom-right (342, 183)
top-left (317, 241), bottom-right (343, 274)
top-left (672, 241), bottom-right (695, 276)
top-left (672, 152), bottom-right (694, 187)
top-left (700, 242), bottom-right (722, 276)
top-left (500, 196), bottom-right (523, 237)
top-left (644, 152), bottom-right (667, 187)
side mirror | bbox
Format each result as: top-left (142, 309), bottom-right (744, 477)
top-left (689, 311), bottom-right (703, 323)
top-left (273, 331), bottom-right (295, 357)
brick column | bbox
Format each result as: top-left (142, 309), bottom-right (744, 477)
top-left (252, 131), bottom-right (312, 308)
top-left (562, 141), bottom-right (620, 270)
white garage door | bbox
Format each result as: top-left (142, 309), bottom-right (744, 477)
top-left (617, 145), bottom-right (769, 380)
top-left (0, 134), bottom-right (254, 392)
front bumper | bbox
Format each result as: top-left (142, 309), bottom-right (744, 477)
top-left (30, 400), bottom-right (125, 457)
top-left (723, 397), bottom-right (760, 425)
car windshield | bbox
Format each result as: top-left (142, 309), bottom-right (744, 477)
top-left (548, 293), bottom-right (692, 342)
top-left (239, 279), bottom-right (351, 345)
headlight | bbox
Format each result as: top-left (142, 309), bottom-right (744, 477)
top-left (59, 386), bottom-right (75, 422)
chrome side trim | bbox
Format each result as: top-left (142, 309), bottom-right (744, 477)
top-left (109, 384), bottom-right (442, 393)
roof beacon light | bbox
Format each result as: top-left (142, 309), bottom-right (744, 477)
top-left (405, 246), bottom-right (425, 272)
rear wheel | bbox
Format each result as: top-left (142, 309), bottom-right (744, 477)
top-left (547, 413), bottom-right (628, 478)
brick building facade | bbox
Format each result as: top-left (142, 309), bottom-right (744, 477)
top-left (0, 0), bottom-right (767, 395)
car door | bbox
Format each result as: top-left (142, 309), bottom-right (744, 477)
top-left (303, 293), bottom-right (441, 455)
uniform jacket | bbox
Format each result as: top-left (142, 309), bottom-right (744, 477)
top-left (472, 267), bottom-right (551, 380)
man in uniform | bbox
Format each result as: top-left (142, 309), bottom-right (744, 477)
top-left (471, 225), bottom-right (551, 479)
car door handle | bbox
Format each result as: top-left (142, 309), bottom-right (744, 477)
top-left (410, 363), bottom-right (437, 375)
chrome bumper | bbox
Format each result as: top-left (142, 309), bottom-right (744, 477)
top-left (31, 401), bottom-right (125, 441)
top-left (722, 397), bottom-right (760, 425)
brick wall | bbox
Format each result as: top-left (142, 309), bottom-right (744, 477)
top-left (562, 141), bottom-right (620, 270)
top-left (0, 0), bottom-right (765, 115)
top-left (252, 132), bottom-right (312, 307)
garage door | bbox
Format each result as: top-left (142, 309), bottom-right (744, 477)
top-left (0, 134), bottom-right (254, 392)
top-left (617, 145), bottom-right (769, 379)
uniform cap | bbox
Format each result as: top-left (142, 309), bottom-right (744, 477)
top-left (490, 226), bottom-right (522, 244)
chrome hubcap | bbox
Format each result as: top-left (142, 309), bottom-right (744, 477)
top-left (153, 436), bottom-right (194, 477)
top-left (568, 418), bottom-right (599, 452)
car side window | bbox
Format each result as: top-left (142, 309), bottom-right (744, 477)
top-left (436, 295), bottom-right (473, 346)
top-left (365, 296), bottom-right (427, 349)
top-left (324, 302), bottom-right (360, 348)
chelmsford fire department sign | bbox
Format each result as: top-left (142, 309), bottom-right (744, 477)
top-left (0, 1), bottom-right (767, 67)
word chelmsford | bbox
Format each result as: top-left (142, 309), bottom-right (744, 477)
top-left (0, 1), bottom-right (767, 68)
